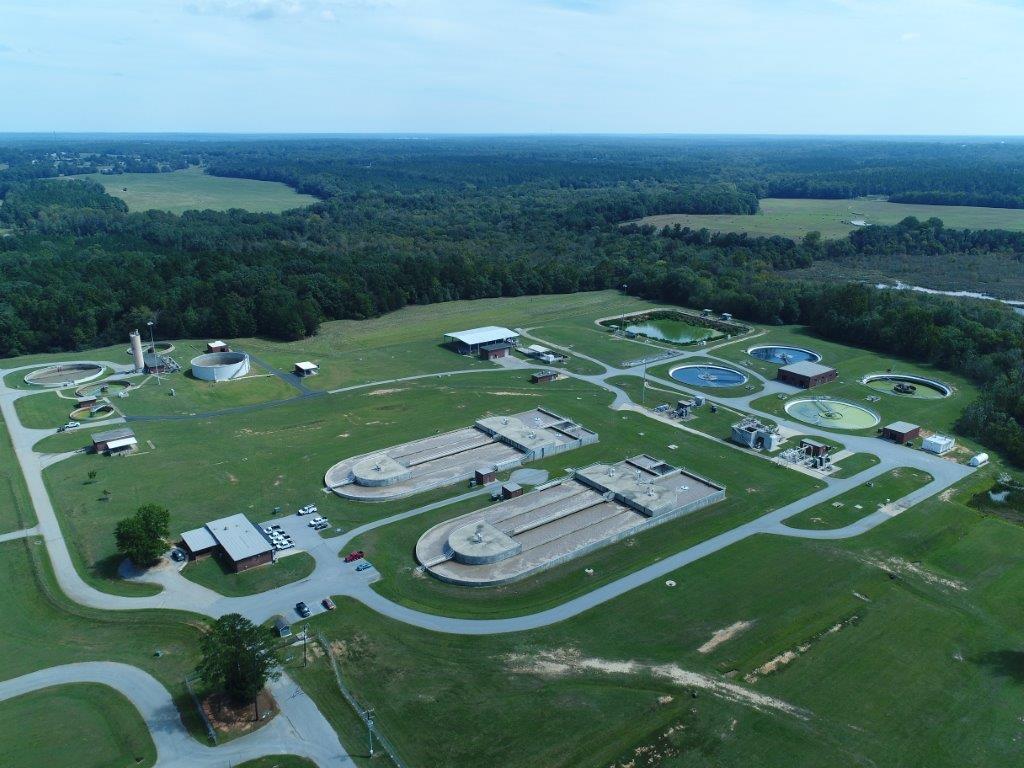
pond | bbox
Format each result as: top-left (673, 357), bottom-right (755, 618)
top-left (621, 319), bottom-right (718, 345)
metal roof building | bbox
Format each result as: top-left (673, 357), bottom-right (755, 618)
top-left (179, 513), bottom-right (273, 572)
top-left (444, 326), bottom-right (519, 353)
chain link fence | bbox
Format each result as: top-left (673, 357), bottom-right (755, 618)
top-left (316, 631), bottom-right (409, 768)
top-left (183, 672), bottom-right (218, 745)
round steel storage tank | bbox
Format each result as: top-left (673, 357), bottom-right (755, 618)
top-left (190, 351), bottom-right (250, 381)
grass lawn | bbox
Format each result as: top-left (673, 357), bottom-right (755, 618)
top-left (783, 467), bottom-right (933, 529)
top-left (235, 290), bottom-right (661, 391)
top-left (346, 390), bottom-right (823, 618)
top-left (295, 474), bottom-right (1024, 768)
top-left (182, 552), bottom-right (316, 597)
top-left (528, 318), bottom-right (678, 369)
top-left (0, 683), bottom-right (156, 768)
top-left (237, 757), bottom-right (318, 768)
top-left (831, 452), bottom-right (881, 478)
top-left (14, 390), bottom-right (86, 429)
top-left (0, 538), bottom-right (208, 739)
top-left (117, 369), bottom-right (299, 419)
top-left (63, 166), bottom-right (319, 214)
top-left (634, 197), bottom-right (1024, 239)
top-left (37, 373), bottom-right (820, 599)
top-left (0, 409), bottom-right (36, 533)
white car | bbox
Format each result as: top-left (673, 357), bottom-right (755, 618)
top-left (307, 516), bottom-right (326, 527)
top-left (297, 504), bottom-right (318, 516)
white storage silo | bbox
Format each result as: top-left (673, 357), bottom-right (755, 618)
top-left (129, 330), bottom-right (145, 371)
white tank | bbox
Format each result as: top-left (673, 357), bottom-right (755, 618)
top-left (129, 330), bottom-right (145, 371)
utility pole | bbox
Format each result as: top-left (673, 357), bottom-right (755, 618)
top-left (302, 623), bottom-right (310, 667)
top-left (147, 320), bottom-right (160, 386)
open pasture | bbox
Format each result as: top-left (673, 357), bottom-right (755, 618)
top-left (634, 198), bottom-right (1024, 239)
top-left (67, 166), bottom-right (319, 214)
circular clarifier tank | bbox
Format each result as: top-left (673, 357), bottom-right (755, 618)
top-left (784, 397), bottom-right (880, 430)
top-left (862, 374), bottom-right (950, 399)
top-left (24, 362), bottom-right (104, 388)
top-left (748, 345), bottom-right (821, 365)
top-left (669, 364), bottom-right (748, 388)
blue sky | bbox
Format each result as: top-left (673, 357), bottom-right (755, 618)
top-left (0, 0), bottom-right (1020, 134)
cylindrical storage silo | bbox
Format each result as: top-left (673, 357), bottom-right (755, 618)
top-left (129, 330), bottom-right (145, 371)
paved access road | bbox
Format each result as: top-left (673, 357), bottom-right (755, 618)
top-left (0, 662), bottom-right (350, 768)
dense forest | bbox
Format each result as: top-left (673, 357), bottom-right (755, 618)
top-left (0, 136), bottom-right (1023, 464)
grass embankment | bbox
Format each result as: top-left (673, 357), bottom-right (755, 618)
top-left (0, 683), bottom-right (156, 768)
top-left (784, 467), bottom-right (933, 529)
top-left (0, 409), bottom-right (35, 533)
top-left (297, 479), bottom-right (1024, 768)
top-left (66, 166), bottom-right (319, 214)
top-left (0, 538), bottom-right (207, 740)
top-left (237, 757), bottom-right (318, 768)
top-left (182, 552), bottom-right (316, 597)
top-left (634, 197), bottom-right (1024, 239)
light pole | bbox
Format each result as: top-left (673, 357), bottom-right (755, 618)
top-left (302, 623), bottom-right (309, 667)
top-left (146, 320), bottom-right (160, 386)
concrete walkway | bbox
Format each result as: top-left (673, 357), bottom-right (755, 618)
top-left (0, 662), bottom-right (350, 768)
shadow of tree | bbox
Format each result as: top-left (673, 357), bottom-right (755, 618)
top-left (974, 650), bottom-right (1024, 682)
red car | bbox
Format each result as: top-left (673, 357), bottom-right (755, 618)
top-left (344, 550), bottom-right (365, 563)
top-left (322, 597), bottom-right (336, 611)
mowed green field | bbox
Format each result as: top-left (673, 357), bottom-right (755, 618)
top-left (0, 409), bottom-right (35, 533)
top-left (0, 538), bottom-right (207, 738)
top-left (0, 683), bottom-right (155, 768)
top-left (237, 290), bottom-right (663, 390)
top-left (66, 166), bottom-right (319, 214)
top-left (296, 474), bottom-right (1024, 768)
top-left (635, 198), bottom-right (1024, 239)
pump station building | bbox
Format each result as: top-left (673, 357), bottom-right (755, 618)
top-left (777, 361), bottom-right (838, 389)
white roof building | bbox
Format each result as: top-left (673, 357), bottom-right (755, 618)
top-left (922, 434), bottom-right (956, 455)
top-left (295, 361), bottom-right (319, 372)
top-left (444, 326), bottom-right (519, 348)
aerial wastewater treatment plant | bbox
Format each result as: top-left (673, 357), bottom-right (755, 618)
top-left (415, 454), bottom-right (725, 586)
top-left (324, 407), bottom-right (598, 501)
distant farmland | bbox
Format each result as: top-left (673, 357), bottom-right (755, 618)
top-left (633, 198), bottom-right (1024, 239)
top-left (67, 166), bottom-right (319, 214)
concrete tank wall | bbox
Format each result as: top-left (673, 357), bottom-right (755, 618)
top-left (190, 351), bottom-right (250, 381)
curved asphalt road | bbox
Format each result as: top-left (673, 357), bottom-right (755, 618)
top-left (0, 662), bottom-right (350, 768)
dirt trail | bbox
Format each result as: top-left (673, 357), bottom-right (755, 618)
top-left (505, 647), bottom-right (809, 719)
top-left (698, 620), bottom-right (754, 654)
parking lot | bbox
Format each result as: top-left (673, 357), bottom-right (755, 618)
top-left (256, 510), bottom-right (380, 621)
